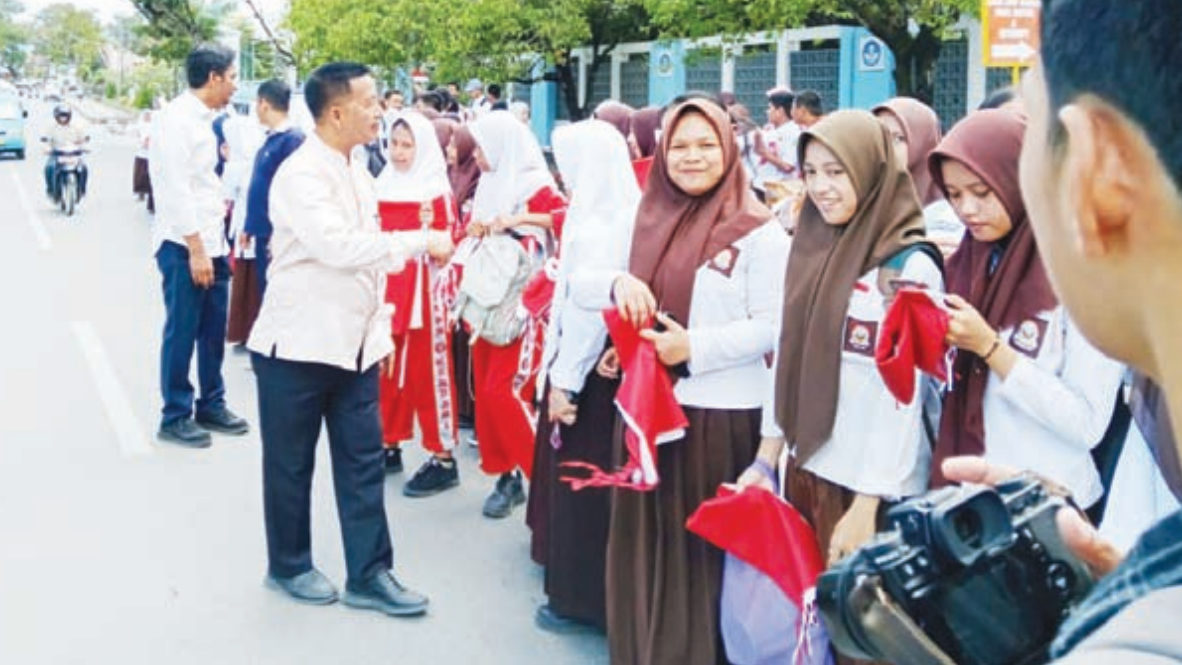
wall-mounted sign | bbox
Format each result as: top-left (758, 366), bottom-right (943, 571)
top-left (653, 47), bottom-right (675, 78)
top-left (982, 0), bottom-right (1041, 67)
top-left (858, 36), bottom-right (886, 72)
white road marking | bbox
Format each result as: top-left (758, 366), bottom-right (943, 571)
top-left (71, 321), bottom-right (153, 456)
top-left (11, 171), bottom-right (52, 251)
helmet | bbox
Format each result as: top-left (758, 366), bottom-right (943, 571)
top-left (54, 104), bottom-right (71, 121)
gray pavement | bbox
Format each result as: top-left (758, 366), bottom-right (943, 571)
top-left (0, 101), bottom-right (609, 665)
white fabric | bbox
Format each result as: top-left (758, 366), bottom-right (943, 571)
top-left (763, 253), bottom-right (944, 498)
top-left (753, 121), bottom-right (801, 189)
top-left (542, 120), bottom-right (641, 393)
top-left (148, 92), bottom-right (228, 257)
top-left (923, 199), bottom-right (964, 247)
top-left (981, 305), bottom-right (1125, 508)
top-left (134, 112), bottom-right (152, 159)
top-left (247, 132), bottom-right (429, 372)
top-left (221, 115), bottom-right (265, 257)
top-left (374, 111), bottom-right (452, 202)
top-left (1099, 421), bottom-right (1181, 553)
top-left (468, 111), bottom-right (556, 222)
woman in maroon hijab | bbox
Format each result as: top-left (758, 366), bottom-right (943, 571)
top-left (627, 106), bottom-right (662, 188)
top-left (929, 110), bottom-right (1124, 510)
top-left (587, 98), bottom-right (789, 665)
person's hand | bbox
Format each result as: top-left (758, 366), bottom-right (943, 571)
top-left (596, 347), bottom-right (620, 379)
top-left (945, 294), bottom-right (997, 355)
top-left (490, 214), bottom-right (518, 234)
top-left (189, 251), bottom-right (214, 288)
top-left (941, 456), bottom-right (1124, 577)
top-left (612, 273), bottom-right (656, 327)
top-left (640, 311), bottom-right (691, 367)
top-left (466, 220), bottom-right (488, 238)
top-left (736, 453), bottom-right (778, 493)
top-left (239, 233), bottom-right (253, 253)
top-left (829, 495), bottom-right (880, 565)
top-left (548, 387), bottom-right (578, 426)
top-left (426, 230), bottom-right (454, 262)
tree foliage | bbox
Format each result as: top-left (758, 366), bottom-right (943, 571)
top-left (32, 4), bottom-right (105, 77)
top-left (127, 0), bottom-right (230, 63)
top-left (0, 0), bottom-right (28, 74)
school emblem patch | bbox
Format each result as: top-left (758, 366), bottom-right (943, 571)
top-left (1009, 318), bottom-right (1049, 358)
top-left (843, 317), bottom-right (879, 357)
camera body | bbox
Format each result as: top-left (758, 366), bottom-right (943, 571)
top-left (817, 475), bottom-right (1094, 665)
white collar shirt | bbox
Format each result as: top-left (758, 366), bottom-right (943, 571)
top-left (148, 91), bottom-right (227, 257)
top-left (246, 131), bottom-right (428, 372)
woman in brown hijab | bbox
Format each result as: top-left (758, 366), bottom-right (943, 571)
top-left (627, 106), bottom-right (662, 187)
top-left (929, 110), bottom-right (1124, 511)
top-left (742, 112), bottom-right (941, 631)
top-left (443, 122), bottom-right (483, 430)
top-left (588, 98), bottom-right (789, 665)
top-left (874, 97), bottom-right (965, 256)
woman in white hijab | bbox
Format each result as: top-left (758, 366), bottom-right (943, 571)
top-left (466, 111), bottom-right (567, 519)
top-left (374, 111), bottom-right (463, 496)
top-left (526, 119), bottom-right (641, 631)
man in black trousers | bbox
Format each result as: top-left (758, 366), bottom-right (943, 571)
top-left (246, 62), bottom-right (453, 616)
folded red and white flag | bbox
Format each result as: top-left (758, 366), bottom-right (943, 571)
top-left (876, 288), bottom-right (952, 405)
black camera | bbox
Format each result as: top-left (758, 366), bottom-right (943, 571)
top-left (816, 475), bottom-right (1095, 665)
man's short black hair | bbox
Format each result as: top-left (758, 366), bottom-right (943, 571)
top-left (979, 86), bottom-right (1017, 111)
top-left (1041, 0), bottom-right (1182, 190)
top-left (768, 90), bottom-right (795, 113)
top-left (304, 62), bottom-right (370, 121)
top-left (185, 44), bottom-right (235, 90)
top-left (384, 89), bottom-right (404, 101)
top-left (487, 83), bottom-right (502, 99)
top-left (793, 90), bottom-right (823, 117)
top-left (257, 79), bottom-right (291, 112)
top-left (415, 91), bottom-right (443, 112)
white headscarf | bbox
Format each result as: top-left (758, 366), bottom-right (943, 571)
top-left (374, 111), bottom-right (452, 202)
top-left (468, 111), bottom-right (556, 221)
top-left (541, 119), bottom-right (641, 391)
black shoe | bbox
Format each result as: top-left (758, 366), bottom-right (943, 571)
top-left (342, 571), bottom-right (429, 617)
top-left (457, 415), bottom-right (475, 430)
top-left (482, 471), bottom-right (525, 519)
top-left (195, 407), bottom-right (250, 435)
top-left (384, 447), bottom-right (403, 474)
top-left (403, 456), bottom-right (459, 497)
top-left (157, 418), bottom-right (212, 448)
top-left (535, 603), bottom-right (599, 634)
top-left (265, 568), bottom-right (339, 605)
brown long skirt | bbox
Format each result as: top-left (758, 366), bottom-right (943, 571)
top-left (133, 157), bottom-right (151, 195)
top-left (525, 371), bottom-right (618, 628)
top-left (606, 406), bottom-right (761, 665)
top-left (226, 259), bottom-right (262, 344)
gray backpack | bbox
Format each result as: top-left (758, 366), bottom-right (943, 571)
top-left (451, 234), bottom-right (535, 346)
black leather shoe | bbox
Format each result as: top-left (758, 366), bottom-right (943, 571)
top-left (157, 419), bottom-right (212, 448)
top-left (265, 568), bottom-right (339, 605)
top-left (384, 447), bottom-right (403, 474)
top-left (342, 571), bottom-right (429, 617)
top-left (403, 456), bottom-right (459, 497)
top-left (535, 603), bottom-right (599, 634)
top-left (482, 471), bottom-right (525, 519)
top-left (195, 407), bottom-right (250, 435)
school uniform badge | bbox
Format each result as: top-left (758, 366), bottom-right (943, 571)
top-left (1009, 318), bottom-right (1049, 358)
top-left (708, 246), bottom-right (740, 278)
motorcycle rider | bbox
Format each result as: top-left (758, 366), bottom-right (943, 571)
top-left (42, 104), bottom-right (90, 200)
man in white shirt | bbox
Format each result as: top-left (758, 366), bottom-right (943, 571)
top-left (465, 78), bottom-right (491, 118)
top-left (149, 44), bottom-right (248, 448)
top-left (247, 61), bottom-right (453, 616)
top-left (752, 88), bottom-right (801, 200)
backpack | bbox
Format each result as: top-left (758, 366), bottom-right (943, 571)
top-left (451, 233), bottom-right (535, 346)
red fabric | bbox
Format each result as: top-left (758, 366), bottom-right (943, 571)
top-left (378, 195), bottom-right (455, 335)
top-left (632, 156), bottom-right (654, 189)
top-left (525, 185), bottom-right (568, 242)
top-left (472, 336), bottom-right (540, 478)
top-left (562, 310), bottom-right (688, 491)
top-left (380, 276), bottom-right (458, 453)
top-left (875, 288), bottom-right (951, 404)
top-left (686, 485), bottom-right (824, 607)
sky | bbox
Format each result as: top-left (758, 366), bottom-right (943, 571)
top-left (18, 0), bottom-right (288, 25)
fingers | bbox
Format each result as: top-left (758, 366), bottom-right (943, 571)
top-left (945, 294), bottom-right (968, 309)
top-left (1056, 508), bottom-right (1123, 578)
top-left (654, 311), bottom-right (683, 331)
top-left (941, 456), bottom-right (1021, 486)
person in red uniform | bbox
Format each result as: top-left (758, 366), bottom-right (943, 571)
top-left (466, 111), bottom-right (567, 519)
top-left (374, 111), bottom-right (461, 496)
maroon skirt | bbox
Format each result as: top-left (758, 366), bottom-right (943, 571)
top-left (226, 259), bottom-right (262, 344)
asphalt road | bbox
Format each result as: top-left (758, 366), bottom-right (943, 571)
top-left (0, 101), bottom-right (609, 665)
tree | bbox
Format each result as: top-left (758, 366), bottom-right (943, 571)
top-left (643, 0), bottom-right (977, 102)
top-left (127, 0), bottom-right (230, 63)
top-left (32, 4), bottom-right (104, 78)
top-left (0, 0), bottom-right (29, 75)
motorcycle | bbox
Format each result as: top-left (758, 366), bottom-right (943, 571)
top-left (43, 139), bottom-right (88, 217)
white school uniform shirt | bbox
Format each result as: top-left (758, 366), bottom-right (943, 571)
top-left (752, 121), bottom-right (801, 190)
top-left (221, 115), bottom-right (265, 258)
top-left (572, 219), bottom-right (790, 410)
top-left (148, 91), bottom-right (228, 257)
top-left (246, 132), bottom-right (429, 373)
top-left (762, 252), bottom-right (944, 499)
top-left (979, 305), bottom-right (1125, 508)
top-left (1099, 420), bottom-right (1181, 553)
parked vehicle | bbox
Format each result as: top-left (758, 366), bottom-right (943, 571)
top-left (0, 97), bottom-right (28, 159)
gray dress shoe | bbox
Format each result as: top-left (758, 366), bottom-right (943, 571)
top-left (157, 419), bottom-right (212, 448)
top-left (342, 571), bottom-right (429, 617)
top-left (265, 568), bottom-right (339, 605)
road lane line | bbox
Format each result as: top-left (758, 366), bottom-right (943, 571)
top-left (11, 171), bottom-right (52, 251)
top-left (71, 321), bottom-right (153, 457)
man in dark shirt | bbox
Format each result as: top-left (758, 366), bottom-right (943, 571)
top-left (244, 79), bottom-right (305, 295)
